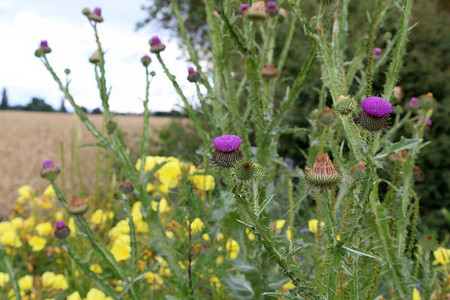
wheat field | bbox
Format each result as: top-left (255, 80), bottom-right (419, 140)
top-left (0, 111), bottom-right (181, 214)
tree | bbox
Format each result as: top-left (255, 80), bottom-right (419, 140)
top-left (24, 97), bottom-right (54, 112)
top-left (1, 88), bottom-right (8, 109)
top-left (59, 98), bottom-right (67, 113)
top-left (91, 107), bottom-right (102, 114)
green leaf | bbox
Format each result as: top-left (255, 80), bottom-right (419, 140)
top-left (342, 246), bottom-right (383, 262)
top-left (270, 127), bottom-right (309, 136)
top-left (375, 138), bottom-right (422, 160)
top-left (257, 194), bottom-right (276, 217)
top-left (222, 274), bottom-right (255, 300)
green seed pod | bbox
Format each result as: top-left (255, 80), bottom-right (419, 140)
top-left (334, 96), bottom-right (357, 116)
top-left (318, 107), bottom-right (337, 125)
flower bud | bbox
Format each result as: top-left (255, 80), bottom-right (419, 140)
top-left (64, 68), bottom-right (71, 75)
top-left (233, 161), bottom-right (262, 182)
top-left (211, 135), bottom-right (244, 169)
top-left (261, 65), bottom-right (278, 80)
top-left (35, 40), bottom-right (52, 57)
top-left (373, 47), bottom-right (382, 58)
top-left (89, 50), bottom-right (100, 65)
top-left (350, 162), bottom-right (366, 180)
top-left (394, 86), bottom-right (403, 101)
top-left (304, 153), bottom-right (341, 188)
top-left (119, 180), bottom-right (134, 194)
top-left (318, 107), bottom-right (337, 125)
top-left (278, 8), bottom-right (288, 21)
top-left (239, 3), bottom-right (249, 15)
top-left (41, 159), bottom-right (60, 181)
top-left (88, 7), bottom-right (104, 23)
top-left (309, 108), bottom-right (320, 120)
top-left (412, 166), bottom-right (425, 182)
top-left (405, 97), bottom-right (418, 112)
top-left (245, 1), bottom-right (268, 21)
top-left (417, 93), bottom-right (437, 110)
top-left (422, 117), bottom-right (432, 126)
top-left (106, 120), bottom-right (117, 135)
top-left (54, 221), bottom-right (70, 239)
top-left (141, 54), bottom-right (151, 67)
top-left (149, 36), bottom-right (166, 53)
top-left (82, 7), bottom-right (91, 16)
top-left (187, 67), bottom-right (201, 83)
top-left (68, 196), bottom-right (88, 215)
top-left (334, 95), bottom-right (357, 116)
top-left (267, 2), bottom-right (278, 17)
top-left (355, 96), bottom-right (392, 132)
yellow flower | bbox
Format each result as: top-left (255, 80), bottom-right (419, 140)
top-left (24, 216), bottom-right (36, 229)
top-left (11, 217), bottom-right (24, 229)
top-left (308, 219), bottom-right (324, 234)
top-left (413, 287), bottom-right (421, 300)
top-left (280, 280), bottom-right (296, 293)
top-left (42, 185), bottom-right (55, 197)
top-left (86, 288), bottom-right (113, 300)
top-left (91, 209), bottom-right (104, 225)
top-left (146, 183), bottom-right (155, 192)
top-left (158, 158), bottom-right (182, 188)
top-left (67, 291), bottom-right (82, 300)
top-left (17, 185), bottom-right (33, 203)
top-left (131, 202), bottom-right (143, 221)
top-left (190, 218), bottom-right (204, 234)
top-left (0, 272), bottom-right (10, 287)
top-left (157, 184), bottom-right (169, 194)
top-left (190, 175), bottom-right (215, 191)
top-left (275, 219), bottom-right (286, 230)
top-left (135, 220), bottom-right (149, 233)
top-left (336, 234), bottom-right (342, 241)
top-left (90, 264), bottom-right (103, 274)
top-left (246, 228), bottom-right (255, 241)
top-left (42, 272), bottom-right (56, 288)
top-left (108, 220), bottom-right (130, 238)
top-left (0, 221), bottom-right (14, 234)
top-left (151, 198), bottom-right (169, 213)
top-left (144, 272), bottom-right (164, 289)
top-left (225, 239), bottom-right (240, 259)
top-left (166, 231), bottom-right (174, 239)
top-left (36, 222), bottom-right (53, 236)
top-left (286, 229), bottom-right (293, 242)
top-left (135, 156), bottom-right (157, 172)
top-left (432, 247), bottom-right (450, 266)
top-left (54, 211), bottom-right (64, 222)
top-left (111, 235), bottom-right (131, 262)
top-left (1, 230), bottom-right (22, 248)
top-left (202, 233), bottom-right (210, 241)
top-left (68, 218), bottom-right (77, 233)
top-left (29, 236), bottom-right (47, 251)
top-left (18, 275), bottom-right (33, 291)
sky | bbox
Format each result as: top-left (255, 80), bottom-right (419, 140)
top-left (0, 0), bottom-right (198, 113)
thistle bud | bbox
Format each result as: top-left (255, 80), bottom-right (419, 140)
top-left (350, 162), bottom-right (366, 180)
top-left (261, 65), bottom-right (278, 80)
top-left (373, 47), bottom-right (382, 59)
top-left (422, 117), bottom-right (432, 126)
top-left (245, 1), bottom-right (268, 21)
top-left (35, 40), bottom-right (51, 57)
top-left (149, 36), bottom-right (166, 53)
top-left (106, 120), bottom-right (117, 135)
top-left (413, 166), bottom-right (425, 182)
top-left (54, 221), bottom-right (70, 239)
top-left (334, 95), bottom-right (357, 116)
top-left (187, 67), bottom-right (201, 83)
top-left (406, 97), bottom-right (418, 112)
top-left (141, 54), bottom-right (151, 67)
top-left (64, 68), bottom-right (71, 75)
top-left (304, 153), bottom-right (341, 188)
top-left (211, 135), bottom-right (244, 169)
top-left (419, 234), bottom-right (438, 252)
top-left (68, 196), bottom-right (89, 215)
top-left (82, 7), bottom-right (91, 16)
top-left (417, 93), bottom-right (437, 110)
top-left (232, 161), bottom-right (262, 182)
top-left (41, 159), bottom-right (60, 181)
top-left (393, 105), bottom-right (403, 114)
top-left (239, 3), bottom-right (249, 15)
top-left (267, 2), bottom-right (278, 17)
top-left (355, 96), bottom-right (392, 131)
top-left (119, 180), bottom-right (134, 194)
top-left (309, 108), bottom-right (320, 120)
top-left (278, 8), bottom-right (288, 21)
top-left (394, 86), bottom-right (403, 101)
top-left (88, 7), bottom-right (104, 23)
top-left (89, 50), bottom-right (100, 65)
top-left (318, 107), bottom-right (337, 125)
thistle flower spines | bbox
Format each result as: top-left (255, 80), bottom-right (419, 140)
top-left (141, 54), bottom-right (151, 67)
top-left (417, 93), bottom-right (437, 110)
top-left (355, 96), bottom-right (392, 131)
top-left (232, 161), bottom-right (262, 181)
top-left (304, 153), bottom-right (341, 188)
top-left (350, 162), bottom-right (366, 180)
top-left (187, 67), bottom-right (201, 82)
top-left (35, 40), bottom-right (51, 57)
top-left (89, 50), bottom-right (100, 65)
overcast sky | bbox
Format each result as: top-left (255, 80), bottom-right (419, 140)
top-left (0, 0), bottom-right (198, 113)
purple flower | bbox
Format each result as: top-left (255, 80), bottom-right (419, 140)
top-left (422, 117), bottom-right (432, 126)
top-left (188, 67), bottom-right (195, 74)
top-left (300, 227), bottom-right (309, 235)
top-left (267, 2), bottom-right (277, 9)
top-left (241, 3), bottom-right (249, 11)
top-left (373, 47), bottom-right (382, 58)
top-left (410, 97), bottom-right (418, 105)
top-left (212, 135), bottom-right (242, 152)
top-left (40, 40), bottom-right (48, 48)
top-left (42, 159), bottom-right (55, 170)
top-left (361, 96), bottom-right (392, 117)
top-left (93, 7), bottom-right (102, 16)
top-left (150, 36), bottom-right (162, 46)
top-left (56, 221), bottom-right (65, 229)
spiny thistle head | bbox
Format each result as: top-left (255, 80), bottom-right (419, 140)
top-left (245, 1), bottom-right (268, 21)
top-left (35, 40), bottom-right (51, 57)
top-left (187, 67), bottom-right (201, 83)
top-left (119, 180), bottom-right (134, 194)
top-left (417, 93), bottom-right (437, 110)
top-left (304, 153), bottom-right (341, 188)
top-left (240, 3), bottom-right (249, 14)
top-left (334, 95), bottom-right (357, 116)
top-left (54, 221), bottom-right (70, 239)
top-left (211, 135), bottom-right (243, 168)
top-left (88, 7), bottom-right (104, 23)
top-left (413, 166), bottom-right (425, 182)
top-left (422, 117), bottom-right (432, 126)
top-left (106, 120), bottom-right (117, 135)
top-left (82, 7), bottom-right (91, 16)
top-left (149, 36), bottom-right (166, 53)
top-left (419, 235), bottom-right (438, 251)
top-left (89, 50), bottom-right (100, 65)
top-left (261, 65), bottom-right (278, 80)
top-left (267, 2), bottom-right (278, 17)
top-left (318, 107), bottom-right (337, 125)
top-left (232, 161), bottom-right (263, 182)
top-left (394, 86), bottom-right (403, 101)
top-left (405, 97), bottom-right (418, 112)
top-left (68, 196), bottom-right (89, 215)
top-left (355, 96), bottom-right (392, 131)
top-left (373, 47), bottom-right (382, 58)
top-left (41, 159), bottom-right (60, 181)
top-left (141, 54), bottom-right (151, 67)
top-left (350, 162), bottom-right (366, 180)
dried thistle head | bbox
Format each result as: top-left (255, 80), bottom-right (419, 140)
top-left (304, 153), bottom-right (341, 188)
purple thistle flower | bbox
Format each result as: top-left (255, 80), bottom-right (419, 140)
top-left (42, 159), bottom-right (55, 170)
top-left (93, 7), bottom-right (102, 16)
top-left (241, 3), bottom-right (249, 11)
top-left (212, 135), bottom-right (242, 152)
top-left (422, 117), bottom-right (432, 126)
top-left (410, 97), bottom-right (418, 105)
top-left (150, 36), bottom-right (162, 46)
top-left (361, 96), bottom-right (392, 117)
top-left (56, 221), bottom-right (65, 229)
top-left (373, 47), bottom-right (382, 58)
top-left (267, 2), bottom-right (277, 9)
top-left (40, 40), bottom-right (48, 48)
top-left (188, 67), bottom-right (195, 74)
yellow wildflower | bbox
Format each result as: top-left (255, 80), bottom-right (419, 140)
top-left (42, 185), bottom-right (55, 197)
top-left (225, 238), bottom-right (240, 259)
top-left (111, 235), bottom-right (131, 262)
top-left (151, 198), bottom-right (169, 213)
top-left (42, 272), bottom-right (56, 288)
top-left (413, 287), bottom-right (421, 300)
top-left (157, 184), bottom-right (169, 194)
top-left (216, 233), bottom-right (224, 243)
top-left (54, 211), bottom-right (64, 222)
top-left (275, 219), bottom-right (286, 230)
top-left (28, 236), bottom-right (47, 251)
top-left (90, 264), bottom-right (103, 274)
top-left (0, 221), bottom-right (14, 234)
top-left (190, 218), bottom-right (204, 234)
top-left (68, 218), bottom-right (77, 233)
top-left (18, 275), bottom-right (33, 291)
top-left (67, 291), bottom-right (82, 300)
top-left (24, 216), bottom-right (35, 229)
top-left (432, 247), bottom-right (450, 266)
top-left (246, 228), bottom-right (255, 241)
top-left (202, 233), bottom-right (210, 241)
top-left (0, 272), bottom-right (10, 287)
top-left (146, 183), bottom-right (155, 192)
top-left (11, 217), bottom-right (24, 229)
top-left (336, 234), bottom-right (342, 241)
top-left (158, 158), bottom-right (182, 188)
top-left (166, 231), bottom-right (174, 239)
top-left (286, 229), bottom-right (293, 242)
top-left (280, 280), bottom-right (296, 293)
top-left (86, 288), bottom-right (113, 300)
top-left (108, 220), bottom-right (130, 238)
top-left (36, 222), bottom-right (53, 236)
top-left (17, 185), bottom-right (33, 203)
top-left (131, 202), bottom-right (143, 221)
top-left (1, 230), bottom-right (22, 248)
top-left (144, 272), bottom-right (164, 289)
top-left (135, 220), bottom-right (149, 233)
top-left (308, 219), bottom-right (324, 234)
top-left (135, 156), bottom-right (157, 172)
top-left (91, 209), bottom-right (104, 225)
top-left (190, 174), bottom-right (215, 191)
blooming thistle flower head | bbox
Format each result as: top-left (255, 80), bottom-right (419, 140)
top-left (267, 2), bottom-right (278, 16)
top-left (88, 7), bottom-right (103, 23)
top-left (211, 135), bottom-right (243, 168)
top-left (373, 47), bottom-right (382, 58)
top-left (41, 159), bottom-right (60, 181)
top-left (240, 3), bottom-right (249, 14)
top-left (54, 221), bottom-right (70, 239)
top-left (422, 117), bottom-right (432, 126)
top-left (245, 1), bottom-right (268, 21)
top-left (141, 54), bottom-right (151, 67)
top-left (334, 95), bottom-right (357, 116)
top-left (318, 107), bottom-right (337, 125)
top-left (149, 36), bottom-right (166, 53)
top-left (187, 67), bottom-right (200, 83)
top-left (304, 153), bottom-right (341, 188)
top-left (68, 196), bottom-right (89, 215)
top-left (261, 65), bottom-right (278, 80)
top-left (355, 96), bottom-right (392, 131)
top-left (35, 40), bottom-right (51, 57)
